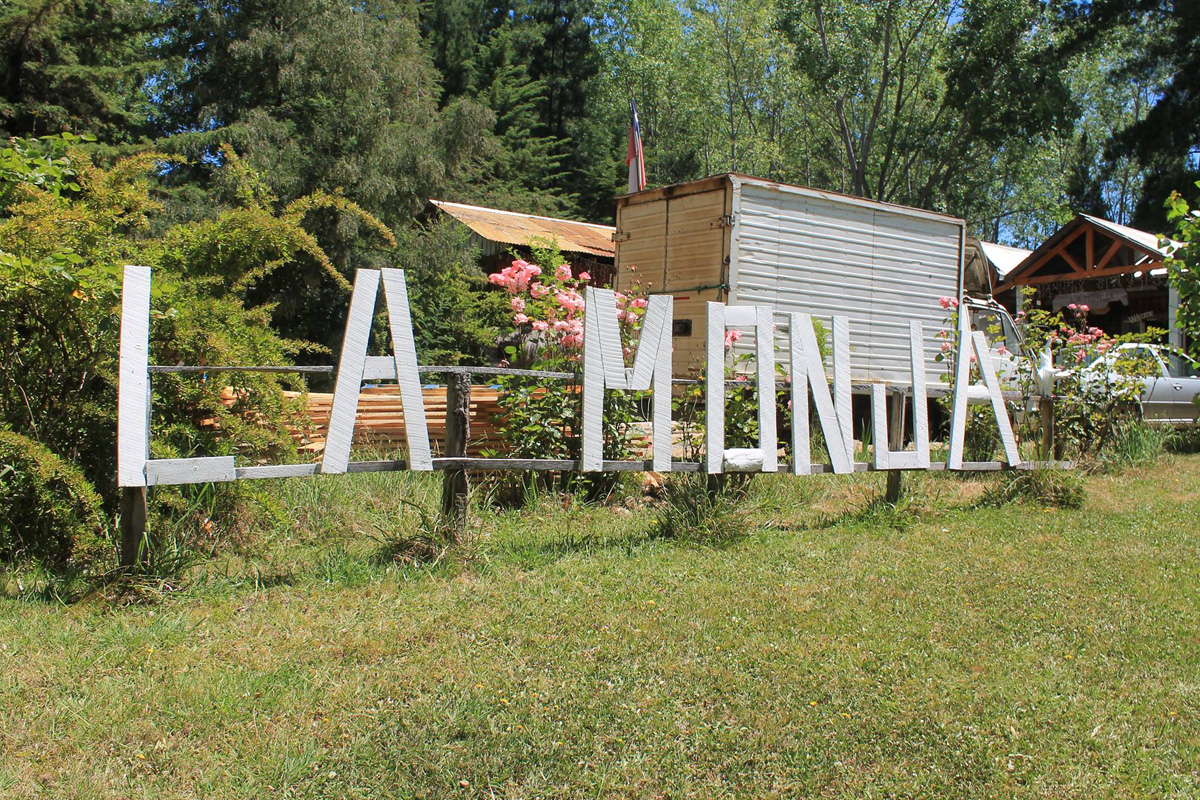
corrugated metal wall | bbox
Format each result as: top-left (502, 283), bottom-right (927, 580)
top-left (729, 180), bottom-right (961, 385)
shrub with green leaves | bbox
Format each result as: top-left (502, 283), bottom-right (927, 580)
top-left (0, 429), bottom-right (109, 568)
top-left (0, 135), bottom-right (391, 569)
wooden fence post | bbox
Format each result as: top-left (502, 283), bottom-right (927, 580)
top-left (1040, 396), bottom-right (1056, 461)
top-left (884, 390), bottom-right (906, 504)
top-left (440, 371), bottom-right (471, 543)
top-left (119, 486), bottom-right (148, 567)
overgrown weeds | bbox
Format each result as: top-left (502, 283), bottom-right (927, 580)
top-left (1091, 420), bottom-right (1173, 472)
top-left (978, 467), bottom-right (1085, 509)
top-left (651, 474), bottom-right (753, 544)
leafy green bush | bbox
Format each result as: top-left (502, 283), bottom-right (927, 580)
top-left (0, 429), bottom-right (109, 568)
top-left (0, 135), bottom-right (391, 571)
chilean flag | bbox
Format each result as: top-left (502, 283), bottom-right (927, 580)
top-left (626, 98), bottom-right (646, 193)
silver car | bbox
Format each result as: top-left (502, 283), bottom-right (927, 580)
top-left (1084, 344), bottom-right (1200, 426)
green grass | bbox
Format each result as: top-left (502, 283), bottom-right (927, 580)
top-left (2, 458), bottom-right (1200, 798)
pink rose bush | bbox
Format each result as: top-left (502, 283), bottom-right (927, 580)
top-left (490, 256), bottom-right (649, 368)
top-left (490, 253), bottom-right (652, 468)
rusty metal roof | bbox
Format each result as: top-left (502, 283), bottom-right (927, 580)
top-left (431, 200), bottom-right (615, 257)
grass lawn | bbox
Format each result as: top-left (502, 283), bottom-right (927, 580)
top-left (1, 457), bottom-right (1199, 798)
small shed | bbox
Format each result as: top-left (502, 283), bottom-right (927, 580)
top-left (613, 174), bottom-right (966, 382)
top-left (429, 200), bottom-right (616, 284)
top-left (995, 214), bottom-right (1181, 348)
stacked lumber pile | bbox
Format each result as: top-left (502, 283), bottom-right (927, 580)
top-left (282, 385), bottom-right (509, 455)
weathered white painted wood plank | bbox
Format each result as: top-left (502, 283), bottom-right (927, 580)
top-left (724, 305), bottom-right (757, 327)
top-left (628, 295), bottom-right (674, 472)
top-left (724, 448), bottom-right (764, 472)
top-left (381, 268), bottom-right (432, 471)
top-left (755, 305), bottom-right (777, 472)
top-left (972, 330), bottom-right (1021, 465)
top-left (236, 464), bottom-right (320, 480)
top-left (832, 316), bottom-right (853, 456)
top-left (362, 356), bottom-right (396, 381)
top-left (321, 269), bottom-right (380, 474)
top-left (946, 308), bottom-right (973, 471)
top-left (796, 313), bottom-right (853, 474)
top-left (118, 266), bottom-right (152, 487)
top-left (788, 313), bottom-right (810, 476)
top-left (705, 302), bottom-right (726, 473)
top-left (145, 456), bottom-right (236, 485)
top-left (910, 321), bottom-right (931, 469)
top-left (592, 288), bottom-right (629, 388)
top-left (871, 384), bottom-right (893, 470)
top-left (581, 288), bottom-right (608, 471)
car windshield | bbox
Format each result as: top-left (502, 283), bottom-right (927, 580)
top-left (968, 307), bottom-right (1021, 353)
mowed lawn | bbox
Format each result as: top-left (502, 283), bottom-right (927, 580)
top-left (2, 457), bottom-right (1199, 799)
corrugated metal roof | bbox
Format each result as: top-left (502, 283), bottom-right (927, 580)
top-left (1080, 213), bottom-right (1172, 256)
top-left (431, 200), bottom-right (615, 257)
top-left (979, 241), bottom-right (1031, 278)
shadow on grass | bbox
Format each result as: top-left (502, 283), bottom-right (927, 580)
top-left (809, 493), bottom-right (926, 533)
top-left (488, 521), bottom-right (673, 571)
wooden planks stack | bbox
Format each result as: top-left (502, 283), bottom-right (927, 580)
top-left (282, 385), bottom-right (508, 455)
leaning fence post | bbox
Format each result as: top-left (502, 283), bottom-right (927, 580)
top-left (884, 390), bottom-right (906, 503)
top-left (440, 371), bottom-right (471, 543)
top-left (119, 486), bottom-right (148, 567)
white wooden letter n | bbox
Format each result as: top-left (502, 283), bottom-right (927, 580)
top-left (581, 288), bottom-right (673, 472)
top-left (787, 313), bottom-right (854, 475)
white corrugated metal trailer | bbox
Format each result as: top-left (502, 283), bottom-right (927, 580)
top-left (613, 174), bottom-right (965, 385)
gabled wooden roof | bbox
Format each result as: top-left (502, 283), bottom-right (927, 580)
top-left (430, 200), bottom-right (616, 257)
top-left (997, 214), bottom-right (1173, 291)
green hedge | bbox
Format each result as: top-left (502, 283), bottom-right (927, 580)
top-left (0, 430), bottom-right (110, 569)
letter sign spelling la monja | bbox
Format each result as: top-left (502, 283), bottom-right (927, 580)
top-left (116, 266), bottom-right (1022, 487)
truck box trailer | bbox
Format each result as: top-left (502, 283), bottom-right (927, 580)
top-left (613, 174), bottom-right (968, 385)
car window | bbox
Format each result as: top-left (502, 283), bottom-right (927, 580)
top-left (1166, 352), bottom-right (1200, 379)
top-left (1112, 346), bottom-right (1164, 377)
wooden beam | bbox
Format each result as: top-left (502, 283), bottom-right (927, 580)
top-left (1096, 238), bottom-right (1123, 270)
top-left (1003, 261), bottom-right (1163, 288)
top-left (1055, 243), bottom-right (1085, 273)
top-left (1085, 226), bottom-right (1094, 271)
top-left (440, 372), bottom-right (471, 542)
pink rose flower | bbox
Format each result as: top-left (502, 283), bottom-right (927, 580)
top-left (530, 282), bottom-right (549, 299)
top-left (555, 264), bottom-right (573, 281)
top-left (511, 296), bottom-right (526, 312)
top-left (531, 320), bottom-right (549, 331)
top-left (578, 271), bottom-right (591, 281)
top-left (632, 297), bottom-right (648, 309)
top-left (938, 296), bottom-right (952, 309)
top-left (513, 313), bottom-right (529, 325)
top-left (488, 272), bottom-right (507, 287)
